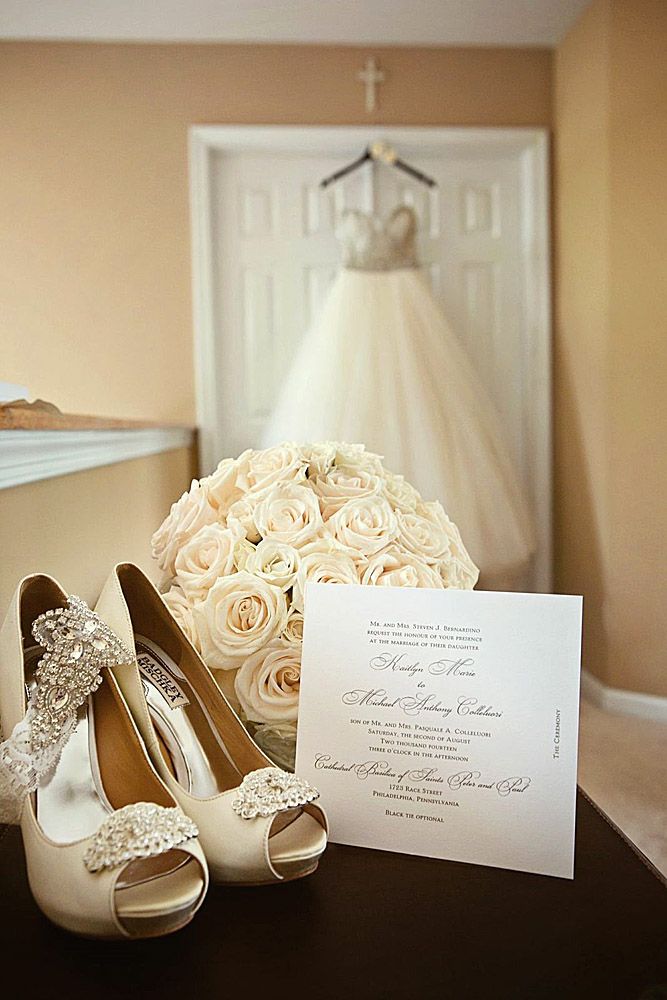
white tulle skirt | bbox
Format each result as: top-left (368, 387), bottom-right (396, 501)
top-left (261, 268), bottom-right (535, 582)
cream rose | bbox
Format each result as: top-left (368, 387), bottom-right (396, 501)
top-left (333, 442), bottom-right (385, 475)
top-left (383, 472), bottom-right (422, 513)
top-left (441, 540), bottom-right (479, 590)
top-left (311, 465), bottom-right (382, 520)
top-left (162, 585), bottom-right (201, 650)
top-left (234, 639), bottom-right (301, 723)
top-left (243, 538), bottom-right (300, 592)
top-left (304, 441), bottom-right (336, 478)
top-left (282, 606), bottom-right (305, 644)
top-left (151, 480), bottom-right (217, 576)
top-left (194, 571), bottom-right (287, 669)
top-left (237, 443), bottom-right (307, 494)
top-left (203, 457), bottom-right (243, 516)
top-left (226, 490), bottom-right (269, 543)
top-left (252, 721), bottom-right (298, 771)
top-left (254, 481), bottom-right (324, 548)
top-left (361, 546), bottom-right (444, 589)
top-left (291, 538), bottom-right (360, 611)
top-left (174, 522), bottom-right (243, 602)
top-left (396, 509), bottom-right (451, 564)
top-left (232, 537), bottom-right (256, 572)
top-left (416, 501), bottom-right (479, 589)
top-left (330, 496), bottom-right (398, 556)
top-left (438, 549), bottom-right (479, 589)
top-left (419, 499), bottom-right (457, 530)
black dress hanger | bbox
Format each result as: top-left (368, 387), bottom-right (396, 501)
top-left (320, 142), bottom-right (437, 190)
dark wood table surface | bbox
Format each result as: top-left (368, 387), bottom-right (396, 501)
top-left (1, 791), bottom-right (665, 999)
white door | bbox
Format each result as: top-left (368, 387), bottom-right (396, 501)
top-left (191, 127), bottom-right (551, 589)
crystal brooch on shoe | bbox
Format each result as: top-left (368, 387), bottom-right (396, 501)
top-left (232, 767), bottom-right (320, 820)
top-left (30, 596), bottom-right (133, 754)
top-left (84, 802), bottom-right (199, 872)
top-left (0, 597), bottom-right (133, 824)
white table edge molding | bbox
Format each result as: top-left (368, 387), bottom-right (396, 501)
top-left (0, 427), bottom-right (195, 490)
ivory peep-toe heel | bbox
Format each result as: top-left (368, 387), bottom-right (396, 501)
top-left (0, 575), bottom-right (208, 939)
top-left (96, 563), bottom-right (328, 885)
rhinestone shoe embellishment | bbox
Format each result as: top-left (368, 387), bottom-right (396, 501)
top-left (232, 767), bottom-right (320, 820)
top-left (0, 597), bottom-right (133, 824)
top-left (84, 803), bottom-right (199, 873)
top-left (29, 596), bottom-right (133, 754)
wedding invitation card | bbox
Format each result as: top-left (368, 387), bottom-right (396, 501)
top-left (296, 584), bottom-right (583, 879)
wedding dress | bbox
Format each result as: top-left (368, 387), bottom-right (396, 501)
top-left (261, 206), bottom-right (535, 584)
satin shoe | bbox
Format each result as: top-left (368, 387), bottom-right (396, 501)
top-left (95, 563), bottom-right (328, 885)
top-left (0, 575), bottom-right (208, 938)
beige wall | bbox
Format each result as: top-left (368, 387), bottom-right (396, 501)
top-left (554, 0), bottom-right (611, 688)
top-left (0, 42), bottom-right (551, 673)
top-left (0, 448), bottom-right (196, 613)
top-left (3, 28), bottom-right (665, 697)
top-left (555, 0), bottom-right (667, 696)
top-left (0, 42), bottom-right (551, 423)
top-left (607, 0), bottom-right (667, 695)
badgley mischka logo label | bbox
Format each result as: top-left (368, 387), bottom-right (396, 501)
top-left (137, 650), bottom-right (190, 710)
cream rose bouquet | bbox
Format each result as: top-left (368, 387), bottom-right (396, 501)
top-left (151, 442), bottom-right (478, 769)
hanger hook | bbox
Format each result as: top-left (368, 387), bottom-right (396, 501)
top-left (369, 141), bottom-right (397, 165)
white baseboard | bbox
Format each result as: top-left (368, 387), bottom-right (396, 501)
top-left (581, 669), bottom-right (667, 723)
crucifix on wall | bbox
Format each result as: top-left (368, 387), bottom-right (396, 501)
top-left (357, 57), bottom-right (385, 114)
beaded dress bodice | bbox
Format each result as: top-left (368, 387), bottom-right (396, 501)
top-left (336, 206), bottom-right (419, 272)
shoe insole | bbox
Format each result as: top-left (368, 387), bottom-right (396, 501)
top-left (36, 707), bottom-right (111, 844)
top-left (135, 635), bottom-right (242, 797)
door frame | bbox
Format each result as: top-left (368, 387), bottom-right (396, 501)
top-left (189, 124), bottom-right (552, 590)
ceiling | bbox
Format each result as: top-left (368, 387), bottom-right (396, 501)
top-left (0, 0), bottom-right (590, 47)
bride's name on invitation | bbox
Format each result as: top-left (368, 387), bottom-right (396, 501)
top-left (296, 585), bottom-right (582, 879)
